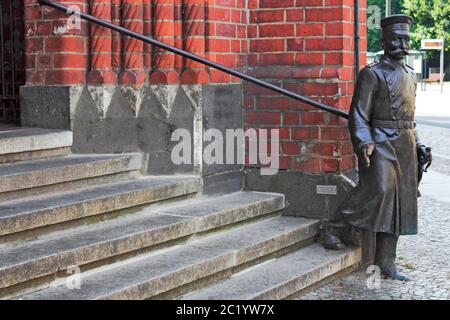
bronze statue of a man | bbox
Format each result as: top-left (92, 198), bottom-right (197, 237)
top-left (320, 14), bottom-right (431, 281)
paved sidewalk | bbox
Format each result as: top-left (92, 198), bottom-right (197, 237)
top-left (415, 83), bottom-right (450, 117)
top-left (299, 191), bottom-right (449, 300)
top-left (299, 85), bottom-right (450, 300)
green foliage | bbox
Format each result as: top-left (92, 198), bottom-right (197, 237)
top-left (402, 0), bottom-right (450, 52)
top-left (366, 0), bottom-right (449, 61)
top-left (366, 0), bottom-right (383, 53)
top-left (367, 0), bottom-right (403, 53)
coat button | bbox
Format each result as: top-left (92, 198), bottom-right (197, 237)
top-left (391, 92), bottom-right (395, 97)
top-left (388, 80), bottom-right (393, 85)
top-left (392, 116), bottom-right (397, 120)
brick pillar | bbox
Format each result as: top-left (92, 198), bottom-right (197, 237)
top-left (87, 0), bottom-right (117, 84)
top-left (150, 0), bottom-right (179, 84)
top-left (111, 0), bottom-right (122, 73)
top-left (143, 0), bottom-right (152, 72)
top-left (180, 0), bottom-right (209, 84)
top-left (174, 0), bottom-right (183, 72)
top-left (205, 0), bottom-right (247, 83)
top-left (119, 0), bottom-right (147, 87)
top-left (24, 0), bottom-right (89, 85)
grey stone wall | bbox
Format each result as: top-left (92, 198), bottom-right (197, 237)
top-left (202, 85), bottom-right (243, 194)
top-left (20, 83), bottom-right (244, 193)
top-left (245, 169), bottom-right (358, 220)
top-left (245, 169), bottom-right (375, 264)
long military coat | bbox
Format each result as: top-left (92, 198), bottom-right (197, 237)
top-left (339, 54), bottom-right (419, 235)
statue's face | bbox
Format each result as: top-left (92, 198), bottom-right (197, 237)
top-left (381, 29), bottom-right (410, 60)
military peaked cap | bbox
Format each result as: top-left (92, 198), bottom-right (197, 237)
top-left (380, 14), bottom-right (413, 33)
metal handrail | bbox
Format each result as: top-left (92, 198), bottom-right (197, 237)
top-left (38, 0), bottom-right (349, 119)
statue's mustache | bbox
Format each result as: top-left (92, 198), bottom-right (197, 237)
top-left (390, 48), bottom-right (409, 55)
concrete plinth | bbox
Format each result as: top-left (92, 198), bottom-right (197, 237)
top-left (20, 84), bottom-right (244, 193)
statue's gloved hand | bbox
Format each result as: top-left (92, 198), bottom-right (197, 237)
top-left (361, 143), bottom-right (375, 168)
top-left (417, 144), bottom-right (432, 170)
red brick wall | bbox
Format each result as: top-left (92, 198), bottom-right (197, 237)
top-left (244, 0), bottom-right (367, 174)
top-left (205, 0), bottom-right (248, 83)
top-left (24, 0), bottom-right (90, 85)
top-left (22, 0), bottom-right (367, 175)
top-left (23, 0), bottom-right (248, 86)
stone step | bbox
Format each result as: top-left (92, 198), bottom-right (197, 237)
top-left (0, 175), bottom-right (202, 237)
top-left (0, 191), bottom-right (284, 292)
top-left (0, 154), bottom-right (142, 198)
top-left (17, 216), bottom-right (319, 300)
top-left (182, 243), bottom-right (361, 300)
top-left (0, 128), bottom-right (72, 163)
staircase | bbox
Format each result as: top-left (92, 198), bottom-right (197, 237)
top-left (0, 127), bottom-right (361, 300)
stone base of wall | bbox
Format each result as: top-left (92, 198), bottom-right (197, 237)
top-left (245, 169), bottom-right (358, 219)
top-left (20, 83), bottom-right (244, 195)
top-left (245, 168), bottom-right (375, 264)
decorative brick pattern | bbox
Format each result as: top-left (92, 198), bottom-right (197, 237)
top-left (24, 0), bottom-right (250, 85)
top-left (111, 0), bottom-right (122, 72)
top-left (150, 0), bottom-right (179, 84)
top-left (206, 0), bottom-right (248, 83)
top-left (22, 0), bottom-right (366, 174)
top-left (120, 0), bottom-right (147, 86)
top-left (180, 0), bottom-right (209, 84)
top-left (87, 0), bottom-right (117, 84)
top-left (143, 0), bottom-right (152, 71)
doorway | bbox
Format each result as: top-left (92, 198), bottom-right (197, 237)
top-left (0, 0), bottom-right (24, 124)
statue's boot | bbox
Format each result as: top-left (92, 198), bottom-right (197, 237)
top-left (320, 226), bottom-right (346, 250)
top-left (375, 232), bottom-right (411, 282)
top-left (380, 265), bottom-right (412, 282)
